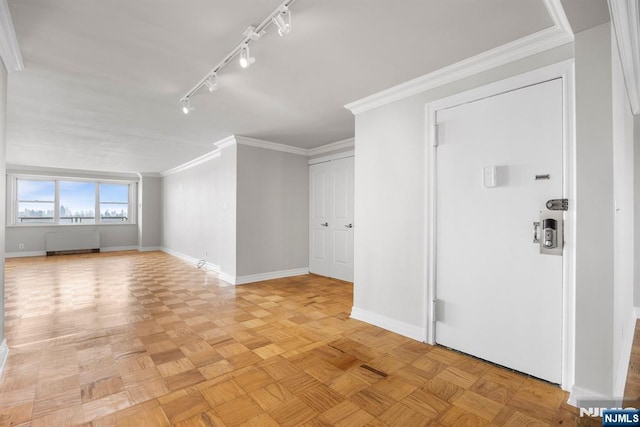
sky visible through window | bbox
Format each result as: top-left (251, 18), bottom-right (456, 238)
top-left (17, 179), bottom-right (129, 222)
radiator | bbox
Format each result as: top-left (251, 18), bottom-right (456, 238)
top-left (45, 231), bottom-right (100, 255)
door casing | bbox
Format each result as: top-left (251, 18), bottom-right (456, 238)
top-left (424, 59), bottom-right (576, 391)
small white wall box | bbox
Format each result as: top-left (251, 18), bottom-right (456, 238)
top-left (483, 166), bottom-right (497, 188)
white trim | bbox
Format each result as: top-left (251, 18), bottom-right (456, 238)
top-left (5, 251), bottom-right (46, 258)
top-left (161, 135), bottom-right (358, 176)
top-left (344, 1), bottom-right (573, 115)
top-left (235, 136), bottom-right (308, 156)
top-left (308, 151), bottom-right (354, 165)
top-left (0, 0), bottom-right (23, 72)
top-left (160, 247), bottom-right (220, 273)
top-left (350, 307), bottom-right (425, 342)
top-left (218, 271), bottom-right (236, 284)
top-left (424, 59), bottom-right (576, 392)
top-left (567, 386), bottom-right (614, 408)
top-left (138, 246), bottom-right (162, 252)
top-left (221, 268), bottom-right (310, 286)
top-left (213, 135), bottom-right (237, 150)
top-left (101, 246), bottom-right (138, 253)
top-left (635, 307), bottom-right (640, 318)
top-left (0, 339), bottom-right (8, 379)
top-left (307, 138), bottom-right (355, 157)
top-left (543, 0), bottom-right (573, 35)
top-left (160, 149), bottom-right (221, 177)
top-left (609, 0), bottom-right (640, 114)
top-left (614, 307), bottom-right (638, 398)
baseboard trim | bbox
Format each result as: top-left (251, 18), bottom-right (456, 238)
top-left (101, 246), bottom-right (139, 253)
top-left (5, 251), bottom-right (46, 258)
top-left (138, 246), bottom-right (162, 252)
top-left (0, 339), bottom-right (8, 379)
top-left (614, 307), bottom-right (640, 397)
top-left (634, 307), bottom-right (640, 318)
top-left (350, 306), bottom-right (425, 342)
top-left (160, 247), bottom-right (220, 273)
top-left (220, 268), bottom-right (310, 286)
top-left (567, 385), bottom-right (616, 408)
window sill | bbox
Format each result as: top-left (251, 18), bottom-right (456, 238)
top-left (7, 223), bottom-right (137, 228)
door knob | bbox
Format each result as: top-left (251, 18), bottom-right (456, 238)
top-left (321, 222), bottom-right (328, 227)
top-left (345, 224), bottom-right (353, 228)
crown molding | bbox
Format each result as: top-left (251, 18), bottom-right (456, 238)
top-left (307, 137), bottom-right (355, 156)
top-left (160, 135), bottom-right (355, 176)
top-left (0, 0), bottom-right (24, 72)
top-left (344, 0), bottom-right (573, 115)
top-left (160, 149), bottom-right (222, 177)
top-left (235, 136), bottom-right (308, 156)
top-left (213, 135), bottom-right (237, 150)
top-left (609, 0), bottom-right (640, 114)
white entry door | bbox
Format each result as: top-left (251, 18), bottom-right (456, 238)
top-left (309, 157), bottom-right (354, 282)
top-left (435, 79), bottom-right (563, 383)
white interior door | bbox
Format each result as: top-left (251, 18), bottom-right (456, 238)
top-left (309, 157), bottom-right (354, 282)
top-left (435, 79), bottom-right (563, 384)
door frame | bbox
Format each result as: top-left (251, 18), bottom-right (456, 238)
top-left (424, 59), bottom-right (576, 391)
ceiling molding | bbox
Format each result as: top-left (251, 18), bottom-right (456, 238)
top-left (160, 135), bottom-right (357, 176)
top-left (160, 149), bottom-right (222, 177)
top-left (235, 136), bottom-right (309, 156)
top-left (213, 135), bottom-right (237, 150)
top-left (308, 150), bottom-right (355, 165)
top-left (6, 163), bottom-right (139, 180)
top-left (0, 0), bottom-right (24, 72)
top-left (609, 0), bottom-right (640, 114)
top-left (307, 137), bottom-right (355, 157)
top-left (344, 0), bottom-right (573, 115)
top-left (543, 0), bottom-right (573, 35)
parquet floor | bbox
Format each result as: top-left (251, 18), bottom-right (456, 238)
top-left (0, 251), bottom-right (595, 426)
top-left (624, 320), bottom-right (640, 407)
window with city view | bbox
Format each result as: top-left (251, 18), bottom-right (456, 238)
top-left (13, 176), bottom-right (135, 225)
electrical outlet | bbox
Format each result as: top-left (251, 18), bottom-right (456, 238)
top-left (18, 243), bottom-right (24, 249)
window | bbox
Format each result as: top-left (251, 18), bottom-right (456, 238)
top-left (17, 180), bottom-right (55, 224)
top-left (10, 175), bottom-right (136, 226)
top-left (60, 181), bottom-right (96, 224)
top-left (99, 183), bottom-right (129, 223)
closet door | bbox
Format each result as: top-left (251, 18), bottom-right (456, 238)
top-left (309, 157), bottom-right (354, 281)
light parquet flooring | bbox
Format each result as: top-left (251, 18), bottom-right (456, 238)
top-left (0, 251), bottom-right (596, 426)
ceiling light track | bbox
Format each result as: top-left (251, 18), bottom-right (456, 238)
top-left (179, 0), bottom-right (297, 114)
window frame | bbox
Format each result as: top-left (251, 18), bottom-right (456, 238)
top-left (8, 174), bottom-right (137, 226)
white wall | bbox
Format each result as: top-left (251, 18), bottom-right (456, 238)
top-left (0, 59), bottom-right (7, 352)
top-left (162, 153), bottom-right (224, 268)
top-left (6, 224), bottom-right (138, 255)
top-left (611, 26), bottom-right (636, 394)
top-left (236, 143), bottom-right (308, 277)
top-left (352, 43), bottom-right (574, 330)
top-left (138, 175), bottom-right (162, 250)
top-left (636, 114), bottom-right (640, 309)
top-left (573, 23), bottom-right (614, 397)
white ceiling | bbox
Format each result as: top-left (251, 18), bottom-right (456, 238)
top-left (5, 0), bottom-right (580, 173)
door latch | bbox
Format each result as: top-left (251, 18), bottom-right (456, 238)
top-left (546, 199), bottom-right (568, 211)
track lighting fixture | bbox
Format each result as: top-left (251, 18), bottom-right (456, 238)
top-left (272, 7), bottom-right (291, 37)
top-left (181, 98), bottom-right (192, 114)
top-left (239, 45), bottom-right (255, 69)
top-left (204, 74), bottom-right (218, 93)
top-left (179, 0), bottom-right (296, 113)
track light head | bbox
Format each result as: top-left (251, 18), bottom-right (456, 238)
top-left (272, 7), bottom-right (291, 37)
top-left (181, 98), bottom-right (192, 114)
top-left (205, 74), bottom-right (218, 93)
top-left (239, 45), bottom-right (255, 68)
